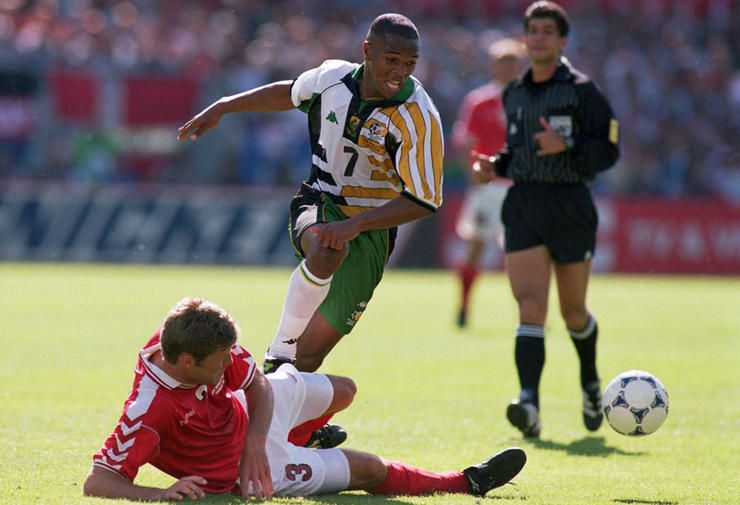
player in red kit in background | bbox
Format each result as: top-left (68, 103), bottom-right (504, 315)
top-left (453, 37), bottom-right (526, 327)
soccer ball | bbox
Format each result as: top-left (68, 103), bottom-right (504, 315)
top-left (602, 370), bottom-right (669, 436)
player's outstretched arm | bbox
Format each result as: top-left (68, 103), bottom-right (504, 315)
top-left (177, 80), bottom-right (295, 142)
top-left (83, 466), bottom-right (207, 501)
top-left (241, 368), bottom-right (275, 500)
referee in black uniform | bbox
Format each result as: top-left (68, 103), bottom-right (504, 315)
top-left (473, 0), bottom-right (619, 438)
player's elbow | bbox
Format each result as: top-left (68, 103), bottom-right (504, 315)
top-left (83, 467), bottom-right (113, 498)
top-left (596, 144), bottom-right (620, 172)
top-left (83, 471), bottom-right (101, 497)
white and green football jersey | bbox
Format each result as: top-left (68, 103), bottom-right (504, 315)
top-left (291, 59), bottom-right (444, 217)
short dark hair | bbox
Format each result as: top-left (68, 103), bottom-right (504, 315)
top-left (524, 1), bottom-right (570, 37)
top-left (367, 13), bottom-right (419, 42)
top-left (160, 297), bottom-right (239, 364)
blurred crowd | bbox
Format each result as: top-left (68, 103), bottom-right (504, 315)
top-left (0, 0), bottom-right (738, 200)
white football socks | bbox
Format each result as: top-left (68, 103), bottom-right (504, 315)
top-left (267, 259), bottom-right (332, 361)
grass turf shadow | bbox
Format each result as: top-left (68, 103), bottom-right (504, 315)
top-left (613, 500), bottom-right (678, 505)
top-left (188, 492), bottom-right (415, 505)
top-left (523, 435), bottom-right (645, 457)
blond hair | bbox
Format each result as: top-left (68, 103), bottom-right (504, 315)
top-left (488, 38), bottom-right (526, 60)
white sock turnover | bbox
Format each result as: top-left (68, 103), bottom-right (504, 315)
top-left (267, 259), bottom-right (332, 360)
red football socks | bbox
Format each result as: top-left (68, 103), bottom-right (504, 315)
top-left (458, 265), bottom-right (480, 308)
top-left (287, 413), bottom-right (333, 446)
top-left (369, 461), bottom-right (469, 495)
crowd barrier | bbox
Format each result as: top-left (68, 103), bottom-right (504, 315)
top-left (1, 183), bottom-right (738, 275)
top-left (438, 194), bottom-right (740, 275)
top-left (0, 183), bottom-right (297, 265)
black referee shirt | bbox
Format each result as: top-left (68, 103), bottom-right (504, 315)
top-left (495, 58), bottom-right (619, 184)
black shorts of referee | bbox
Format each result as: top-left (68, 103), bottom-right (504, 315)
top-left (501, 182), bottom-right (597, 263)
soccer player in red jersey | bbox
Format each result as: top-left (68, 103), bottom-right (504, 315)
top-left (452, 37), bottom-right (525, 327)
top-left (84, 297), bottom-right (526, 500)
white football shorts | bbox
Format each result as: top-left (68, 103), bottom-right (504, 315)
top-left (456, 183), bottom-right (508, 242)
top-left (262, 364), bottom-right (350, 496)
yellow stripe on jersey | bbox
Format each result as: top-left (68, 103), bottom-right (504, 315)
top-left (367, 154), bottom-right (394, 172)
top-left (386, 108), bottom-right (414, 194)
top-left (340, 186), bottom-right (400, 199)
top-left (429, 113), bottom-right (443, 206)
top-left (367, 156), bottom-right (401, 185)
top-left (404, 102), bottom-right (432, 200)
top-left (338, 205), bottom-right (376, 217)
top-left (371, 170), bottom-right (401, 185)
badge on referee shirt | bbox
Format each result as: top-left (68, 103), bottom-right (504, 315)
top-left (609, 118), bottom-right (619, 144)
top-left (548, 115), bottom-right (573, 137)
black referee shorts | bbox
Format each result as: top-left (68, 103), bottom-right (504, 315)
top-left (501, 182), bottom-right (598, 263)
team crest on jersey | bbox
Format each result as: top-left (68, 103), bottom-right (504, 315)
top-left (345, 114), bottom-right (362, 138)
top-left (358, 118), bottom-right (387, 155)
top-left (345, 301), bottom-right (368, 327)
top-left (366, 120), bottom-right (387, 142)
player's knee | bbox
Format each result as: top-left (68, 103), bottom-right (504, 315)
top-left (345, 450), bottom-right (387, 490)
top-left (327, 375), bottom-right (356, 412)
top-left (362, 456), bottom-right (388, 489)
top-left (319, 243), bottom-right (348, 265)
top-left (517, 296), bottom-right (547, 324)
top-left (560, 305), bottom-right (588, 329)
top-left (303, 236), bottom-right (348, 277)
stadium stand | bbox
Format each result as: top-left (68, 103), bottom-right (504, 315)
top-left (0, 0), bottom-right (737, 198)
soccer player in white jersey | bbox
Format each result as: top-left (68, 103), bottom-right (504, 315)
top-left (178, 13), bottom-right (443, 447)
top-left (84, 297), bottom-right (526, 501)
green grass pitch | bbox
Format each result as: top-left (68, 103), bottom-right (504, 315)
top-left (1, 263), bottom-right (738, 504)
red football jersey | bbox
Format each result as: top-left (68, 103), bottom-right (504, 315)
top-left (92, 332), bottom-right (257, 494)
top-left (452, 82), bottom-right (508, 157)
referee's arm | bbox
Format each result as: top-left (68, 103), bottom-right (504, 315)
top-left (571, 81), bottom-right (620, 176)
top-left (492, 85), bottom-right (514, 178)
